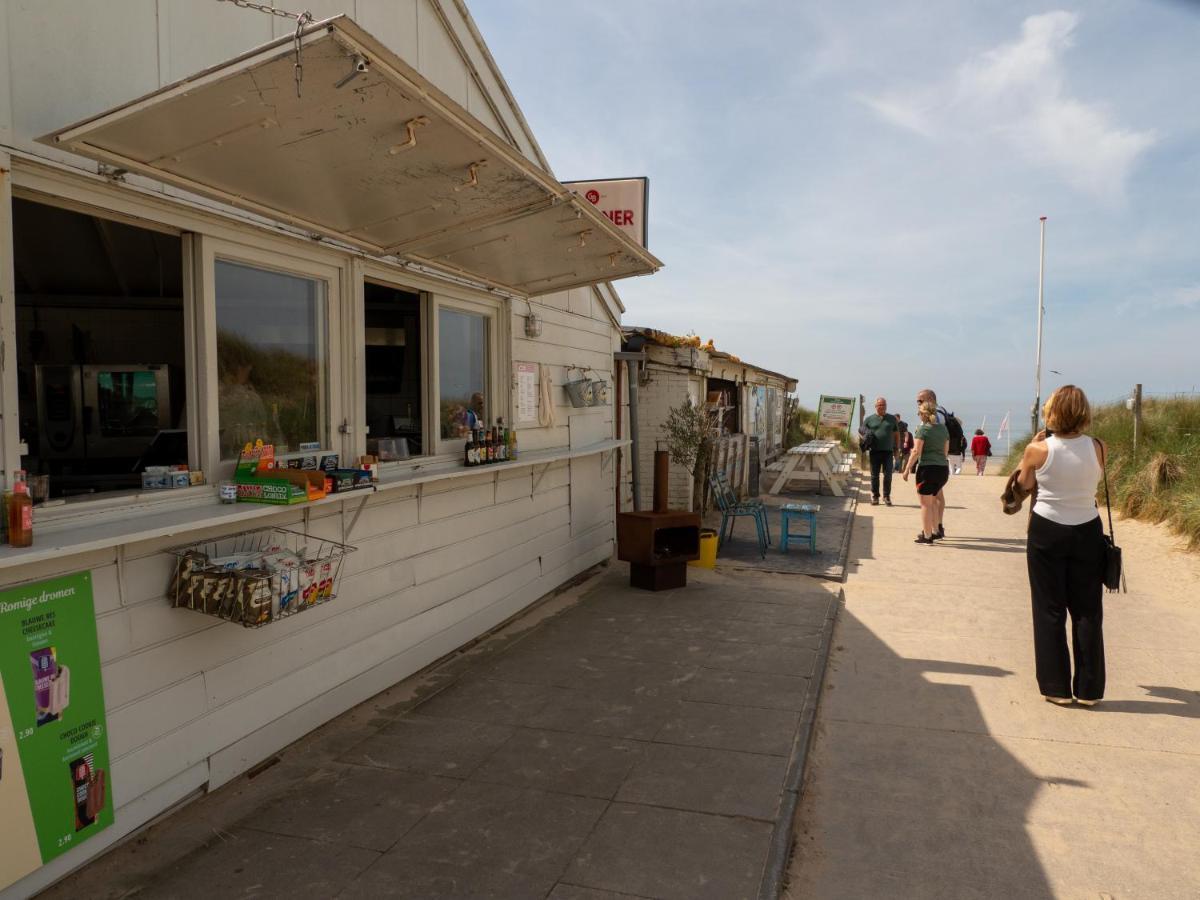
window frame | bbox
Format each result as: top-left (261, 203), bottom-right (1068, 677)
top-left (431, 294), bottom-right (504, 459)
top-left (4, 186), bottom-right (200, 487)
top-left (196, 236), bottom-right (346, 479)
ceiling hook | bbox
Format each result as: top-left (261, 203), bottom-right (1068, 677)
top-left (388, 116), bottom-right (430, 155)
top-left (454, 160), bottom-right (488, 191)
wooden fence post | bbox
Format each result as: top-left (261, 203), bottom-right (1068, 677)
top-left (1132, 383), bottom-right (1143, 458)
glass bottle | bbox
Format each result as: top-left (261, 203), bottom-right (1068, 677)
top-left (8, 471), bottom-right (33, 548)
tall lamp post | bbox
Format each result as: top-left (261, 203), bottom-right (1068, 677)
top-left (1031, 216), bottom-right (1047, 436)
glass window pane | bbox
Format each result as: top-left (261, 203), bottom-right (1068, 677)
top-left (216, 260), bottom-right (326, 458)
top-left (438, 307), bottom-right (487, 441)
top-left (365, 283), bottom-right (423, 458)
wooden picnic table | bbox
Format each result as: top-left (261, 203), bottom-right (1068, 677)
top-left (768, 441), bottom-right (853, 496)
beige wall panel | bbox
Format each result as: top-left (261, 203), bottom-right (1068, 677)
top-left (158, 0), bottom-right (274, 82)
top-left (108, 674), bottom-right (207, 759)
top-left (119, 551), bottom-right (176, 607)
top-left (345, 530), bottom-right (418, 575)
top-left (7, 1), bottom-right (158, 142)
top-left (569, 411), bottom-right (610, 449)
top-left (567, 288), bottom-right (592, 318)
top-left (346, 492), bottom-right (420, 542)
top-left (412, 504), bottom-right (570, 585)
top-left (0, 548), bottom-right (114, 593)
top-left (539, 521), bottom-right (613, 576)
top-left (416, 0), bottom-right (468, 103)
top-left (0, 2), bottom-right (10, 141)
top-left (96, 610), bottom-right (134, 665)
top-left (496, 469), bottom-right (534, 504)
top-left (128, 599), bottom-right (222, 653)
top-left (335, 559), bottom-right (418, 608)
top-left (357, 0), bottom-right (419, 62)
top-left (419, 480), bottom-right (497, 522)
top-left (467, 77), bottom-right (506, 138)
top-left (109, 718), bottom-right (211, 810)
top-left (90, 563), bottom-right (124, 615)
top-left (569, 454), bottom-right (606, 537)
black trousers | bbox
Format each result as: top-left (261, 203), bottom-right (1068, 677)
top-left (1026, 512), bottom-right (1105, 700)
top-left (869, 450), bottom-right (893, 498)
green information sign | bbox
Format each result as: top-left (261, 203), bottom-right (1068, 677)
top-left (0, 572), bottom-right (113, 891)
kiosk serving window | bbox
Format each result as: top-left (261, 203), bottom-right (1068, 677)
top-left (214, 260), bottom-right (328, 459)
top-left (364, 282), bottom-right (424, 459)
top-left (438, 307), bottom-right (489, 443)
top-left (12, 198), bottom-right (188, 498)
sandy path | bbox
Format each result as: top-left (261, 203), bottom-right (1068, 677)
top-left (787, 469), bottom-right (1200, 899)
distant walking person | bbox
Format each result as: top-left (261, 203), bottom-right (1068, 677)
top-left (1017, 385), bottom-right (1106, 706)
top-left (971, 429), bottom-right (992, 475)
top-left (916, 388), bottom-right (950, 538)
top-left (863, 397), bottom-right (901, 505)
top-left (902, 399), bottom-right (949, 544)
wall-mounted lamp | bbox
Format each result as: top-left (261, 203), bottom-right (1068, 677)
top-left (525, 312), bottom-right (543, 338)
top-left (335, 55), bottom-right (369, 89)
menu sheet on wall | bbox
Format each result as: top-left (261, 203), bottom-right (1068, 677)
top-left (0, 572), bottom-right (113, 892)
top-left (514, 362), bottom-right (539, 425)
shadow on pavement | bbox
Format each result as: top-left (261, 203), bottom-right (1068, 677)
top-left (789, 608), bottom-right (1057, 899)
top-left (1089, 685), bottom-right (1200, 718)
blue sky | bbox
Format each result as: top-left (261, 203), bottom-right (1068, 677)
top-left (472, 1), bottom-right (1200, 433)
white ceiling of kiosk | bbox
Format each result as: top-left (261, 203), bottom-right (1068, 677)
top-left (41, 16), bottom-right (660, 296)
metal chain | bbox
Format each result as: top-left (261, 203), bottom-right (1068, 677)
top-left (215, 0), bottom-right (313, 98)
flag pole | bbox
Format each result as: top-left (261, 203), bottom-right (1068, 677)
top-left (1031, 216), bottom-right (1047, 437)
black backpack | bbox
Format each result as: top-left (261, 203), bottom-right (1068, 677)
top-left (857, 423), bottom-right (875, 452)
top-left (939, 408), bottom-right (966, 456)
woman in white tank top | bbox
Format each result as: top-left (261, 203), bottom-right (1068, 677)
top-left (1016, 386), bottom-right (1107, 707)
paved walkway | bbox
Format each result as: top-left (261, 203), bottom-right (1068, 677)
top-left (44, 566), bottom-right (837, 900)
top-left (787, 470), bottom-right (1200, 898)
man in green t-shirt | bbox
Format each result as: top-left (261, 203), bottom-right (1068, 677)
top-left (863, 396), bottom-right (901, 505)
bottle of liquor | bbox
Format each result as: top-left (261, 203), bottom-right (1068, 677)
top-left (486, 426), bottom-right (495, 463)
top-left (464, 434), bottom-right (475, 467)
top-left (507, 427), bottom-right (518, 461)
top-left (8, 470), bottom-right (33, 548)
top-left (496, 423), bottom-right (506, 462)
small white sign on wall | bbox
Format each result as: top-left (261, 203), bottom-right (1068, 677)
top-left (514, 362), bottom-right (539, 425)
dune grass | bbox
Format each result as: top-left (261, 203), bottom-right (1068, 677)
top-left (1002, 397), bottom-right (1200, 547)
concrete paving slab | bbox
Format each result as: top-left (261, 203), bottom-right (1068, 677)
top-left (413, 676), bottom-right (563, 726)
top-left (470, 727), bottom-right (642, 799)
top-left (247, 764), bottom-right (459, 852)
top-left (565, 803), bottom-right (773, 900)
top-left (616, 742), bottom-right (787, 820)
top-left (525, 687), bottom-right (681, 740)
top-left (654, 700), bottom-right (800, 756)
top-left (548, 885), bottom-right (657, 900)
top-left (704, 640), bottom-right (820, 676)
top-left (346, 781), bottom-right (605, 899)
top-left (340, 714), bottom-right (513, 778)
top-left (137, 827), bottom-right (380, 899)
top-left (683, 667), bottom-right (811, 711)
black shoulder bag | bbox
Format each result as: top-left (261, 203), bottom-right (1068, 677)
top-left (1095, 439), bottom-right (1126, 593)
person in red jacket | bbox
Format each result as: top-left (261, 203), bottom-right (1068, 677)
top-left (971, 429), bottom-right (992, 475)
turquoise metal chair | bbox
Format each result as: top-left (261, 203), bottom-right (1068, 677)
top-left (709, 471), bottom-right (770, 558)
top-left (780, 503), bottom-right (819, 553)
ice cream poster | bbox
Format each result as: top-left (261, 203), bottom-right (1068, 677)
top-left (0, 572), bottom-right (113, 891)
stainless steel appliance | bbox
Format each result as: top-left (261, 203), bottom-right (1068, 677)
top-left (36, 364), bottom-right (172, 459)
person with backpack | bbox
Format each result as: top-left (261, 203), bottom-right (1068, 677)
top-left (861, 396), bottom-right (901, 505)
top-left (915, 388), bottom-right (963, 538)
top-left (901, 398), bottom-right (950, 543)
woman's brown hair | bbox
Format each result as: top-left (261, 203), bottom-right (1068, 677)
top-left (1043, 385), bottom-right (1092, 434)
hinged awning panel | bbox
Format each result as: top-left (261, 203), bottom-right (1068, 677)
top-left (41, 16), bottom-right (660, 295)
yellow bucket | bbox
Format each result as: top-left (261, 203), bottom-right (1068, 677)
top-left (690, 528), bottom-right (718, 569)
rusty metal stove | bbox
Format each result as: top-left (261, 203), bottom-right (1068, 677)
top-left (616, 449), bottom-right (701, 591)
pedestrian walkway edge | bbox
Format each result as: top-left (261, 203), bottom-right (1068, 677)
top-left (756, 586), bottom-right (843, 900)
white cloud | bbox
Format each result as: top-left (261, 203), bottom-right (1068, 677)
top-left (860, 11), bottom-right (1156, 201)
top-left (1120, 283), bottom-right (1200, 315)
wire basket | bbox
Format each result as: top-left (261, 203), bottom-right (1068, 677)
top-left (164, 526), bottom-right (358, 628)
